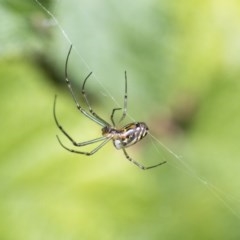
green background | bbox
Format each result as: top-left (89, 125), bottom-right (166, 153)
top-left (1, 0), bottom-right (240, 239)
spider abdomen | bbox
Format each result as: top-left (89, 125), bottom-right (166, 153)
top-left (102, 122), bottom-right (148, 150)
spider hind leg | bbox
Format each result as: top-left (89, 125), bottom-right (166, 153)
top-left (122, 148), bottom-right (166, 170)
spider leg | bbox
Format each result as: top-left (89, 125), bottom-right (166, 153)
top-left (82, 72), bottom-right (110, 126)
top-left (53, 95), bottom-right (107, 146)
top-left (119, 71), bottom-right (128, 123)
top-left (122, 148), bottom-right (166, 170)
top-left (111, 108), bottom-right (122, 126)
top-left (56, 135), bottom-right (112, 155)
top-left (109, 72), bottom-right (127, 126)
top-left (64, 45), bottom-right (107, 127)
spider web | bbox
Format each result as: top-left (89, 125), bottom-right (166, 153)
top-left (35, 0), bottom-right (240, 220)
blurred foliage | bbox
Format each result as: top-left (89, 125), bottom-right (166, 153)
top-left (1, 0), bottom-right (240, 240)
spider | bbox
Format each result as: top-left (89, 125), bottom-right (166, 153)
top-left (53, 45), bottom-right (166, 170)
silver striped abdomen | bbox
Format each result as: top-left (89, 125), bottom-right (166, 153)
top-left (112, 122), bottom-right (149, 149)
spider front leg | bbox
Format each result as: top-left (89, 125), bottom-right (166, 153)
top-left (64, 45), bottom-right (108, 127)
top-left (122, 148), bottom-right (166, 170)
